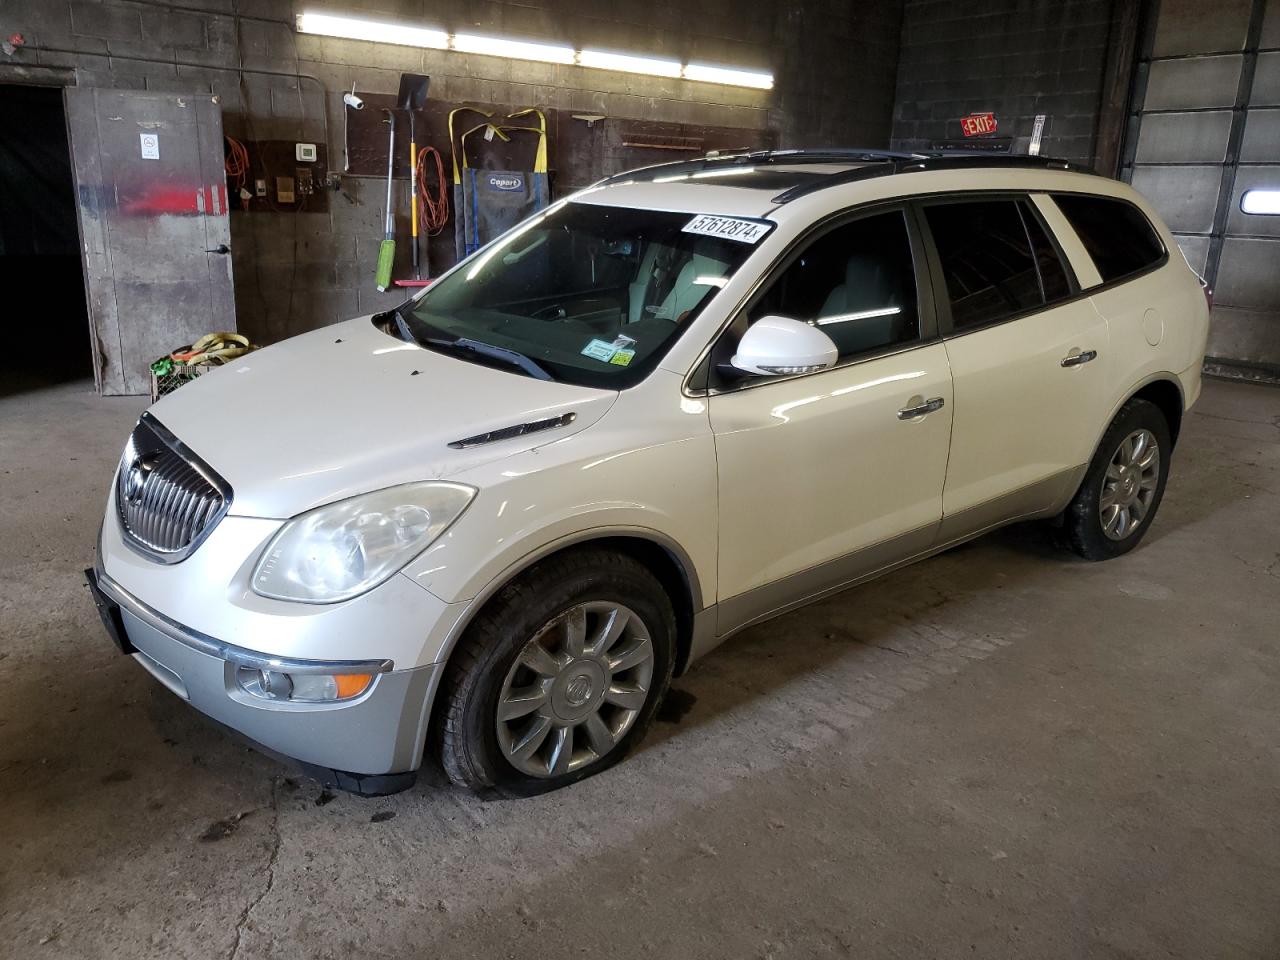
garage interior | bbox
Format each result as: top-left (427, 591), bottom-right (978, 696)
top-left (1, 0), bottom-right (1278, 956)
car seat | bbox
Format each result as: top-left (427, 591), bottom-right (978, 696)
top-left (817, 255), bottom-right (906, 355)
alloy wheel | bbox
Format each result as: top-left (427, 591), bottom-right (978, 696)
top-left (1099, 428), bottom-right (1160, 541)
top-left (495, 601), bottom-right (655, 778)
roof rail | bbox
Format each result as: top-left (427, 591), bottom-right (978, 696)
top-left (770, 153), bottom-right (1089, 203)
top-left (592, 147), bottom-right (1094, 201)
top-left (596, 148), bottom-right (927, 187)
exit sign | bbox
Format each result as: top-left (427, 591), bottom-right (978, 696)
top-left (960, 112), bottom-right (998, 137)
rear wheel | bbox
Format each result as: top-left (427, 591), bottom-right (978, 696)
top-left (1063, 398), bottom-right (1171, 561)
top-left (436, 549), bottom-right (674, 792)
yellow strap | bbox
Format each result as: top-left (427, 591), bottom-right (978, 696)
top-left (507, 108), bottom-right (547, 172)
top-left (459, 122), bottom-right (511, 172)
top-left (448, 107), bottom-right (493, 184)
top-left (183, 332), bottom-right (251, 366)
top-left (190, 332), bottom-right (248, 353)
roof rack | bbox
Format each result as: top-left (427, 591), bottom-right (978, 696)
top-left (594, 147), bottom-right (1092, 201)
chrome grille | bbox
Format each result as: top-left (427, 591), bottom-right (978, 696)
top-left (115, 414), bottom-right (231, 563)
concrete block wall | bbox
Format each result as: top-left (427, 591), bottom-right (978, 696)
top-left (889, 0), bottom-right (1117, 165)
top-left (2, 0), bottom-right (906, 345)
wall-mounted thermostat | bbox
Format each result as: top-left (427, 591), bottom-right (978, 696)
top-left (295, 142), bottom-right (317, 162)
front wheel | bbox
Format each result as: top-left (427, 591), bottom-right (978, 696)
top-left (436, 549), bottom-right (675, 792)
top-left (1063, 397), bottom-right (1172, 561)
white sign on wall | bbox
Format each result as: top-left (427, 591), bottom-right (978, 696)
top-left (140, 133), bottom-right (160, 160)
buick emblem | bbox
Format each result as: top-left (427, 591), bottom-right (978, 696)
top-left (123, 455), bottom-right (157, 503)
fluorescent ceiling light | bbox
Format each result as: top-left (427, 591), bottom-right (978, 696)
top-left (1241, 188), bottom-right (1280, 215)
top-left (816, 306), bottom-right (901, 326)
top-left (295, 12), bottom-right (447, 49)
top-left (693, 275), bottom-right (728, 287)
top-left (579, 49), bottom-right (682, 78)
top-left (453, 33), bottom-right (575, 64)
top-left (295, 13), bottom-right (773, 89)
top-left (682, 62), bottom-right (773, 89)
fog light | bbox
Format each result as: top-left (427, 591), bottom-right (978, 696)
top-left (236, 666), bottom-right (374, 703)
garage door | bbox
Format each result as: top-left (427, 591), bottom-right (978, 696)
top-left (1122, 0), bottom-right (1280, 378)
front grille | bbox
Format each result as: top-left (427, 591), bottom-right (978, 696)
top-left (115, 414), bottom-right (231, 563)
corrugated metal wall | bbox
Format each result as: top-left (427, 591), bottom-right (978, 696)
top-left (1124, 0), bottom-right (1280, 378)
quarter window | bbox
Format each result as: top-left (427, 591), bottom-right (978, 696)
top-left (923, 199), bottom-right (1044, 331)
top-left (745, 210), bottom-right (920, 360)
top-left (1051, 194), bottom-right (1165, 283)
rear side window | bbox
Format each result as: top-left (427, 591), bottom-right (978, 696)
top-left (1051, 194), bottom-right (1165, 283)
top-left (922, 199), bottom-right (1043, 331)
top-left (1021, 201), bottom-right (1073, 302)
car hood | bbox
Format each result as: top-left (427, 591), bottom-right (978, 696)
top-left (148, 316), bottom-right (616, 518)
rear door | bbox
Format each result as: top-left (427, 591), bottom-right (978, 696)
top-left (917, 195), bottom-right (1112, 541)
top-left (706, 206), bottom-right (953, 632)
top-left (65, 88), bottom-right (235, 396)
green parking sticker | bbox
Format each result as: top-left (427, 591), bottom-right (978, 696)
top-left (581, 339), bottom-right (618, 362)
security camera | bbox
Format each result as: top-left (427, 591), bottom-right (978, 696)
top-left (343, 92), bottom-right (364, 110)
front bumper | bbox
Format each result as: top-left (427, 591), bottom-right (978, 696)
top-left (86, 566), bottom-right (442, 794)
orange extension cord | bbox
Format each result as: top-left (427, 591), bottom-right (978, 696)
top-left (224, 136), bottom-right (251, 207)
top-left (416, 145), bottom-right (449, 236)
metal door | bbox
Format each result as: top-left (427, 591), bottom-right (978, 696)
top-left (65, 88), bottom-right (235, 396)
top-left (1122, 0), bottom-right (1280, 378)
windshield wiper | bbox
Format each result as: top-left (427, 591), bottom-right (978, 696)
top-left (423, 336), bottom-right (553, 381)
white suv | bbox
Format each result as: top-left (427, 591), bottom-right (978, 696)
top-left (87, 150), bottom-right (1210, 795)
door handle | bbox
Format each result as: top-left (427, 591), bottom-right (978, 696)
top-left (1060, 349), bottom-right (1098, 367)
top-left (898, 396), bottom-right (945, 420)
top-left (205, 244), bottom-right (230, 255)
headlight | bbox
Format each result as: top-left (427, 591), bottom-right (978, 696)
top-left (251, 481), bottom-right (475, 603)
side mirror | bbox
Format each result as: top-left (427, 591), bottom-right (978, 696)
top-left (730, 315), bottom-right (838, 377)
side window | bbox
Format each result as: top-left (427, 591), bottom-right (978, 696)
top-left (1019, 200), bottom-right (1073, 303)
top-left (1051, 194), bottom-right (1165, 283)
top-left (923, 199), bottom-right (1042, 331)
top-left (746, 210), bottom-right (920, 360)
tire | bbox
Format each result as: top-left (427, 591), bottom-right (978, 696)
top-left (436, 548), bottom-right (676, 793)
top-left (1063, 397), bottom-right (1172, 561)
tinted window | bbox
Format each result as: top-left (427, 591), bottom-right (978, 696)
top-left (746, 210), bottom-right (919, 360)
top-left (1020, 200), bottom-right (1073, 302)
top-left (924, 200), bottom-right (1042, 330)
top-left (1052, 194), bottom-right (1165, 283)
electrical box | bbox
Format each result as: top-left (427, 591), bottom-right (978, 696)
top-left (276, 176), bottom-right (296, 204)
top-left (295, 142), bottom-right (317, 162)
top-left (255, 179), bottom-right (267, 197)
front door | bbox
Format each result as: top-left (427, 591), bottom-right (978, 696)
top-left (65, 88), bottom-right (235, 396)
top-left (706, 207), bottom-right (953, 634)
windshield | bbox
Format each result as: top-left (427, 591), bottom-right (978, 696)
top-left (401, 201), bottom-right (767, 388)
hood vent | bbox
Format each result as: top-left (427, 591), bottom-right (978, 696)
top-left (448, 412), bottom-right (577, 449)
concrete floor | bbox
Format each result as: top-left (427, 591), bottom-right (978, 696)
top-left (1, 375), bottom-right (1278, 960)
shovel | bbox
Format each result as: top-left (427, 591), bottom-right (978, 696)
top-left (397, 73), bottom-right (431, 280)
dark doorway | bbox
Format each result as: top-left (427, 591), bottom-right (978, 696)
top-left (0, 84), bottom-right (92, 393)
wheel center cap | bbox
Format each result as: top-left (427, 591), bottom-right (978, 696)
top-left (565, 675), bottom-right (593, 706)
top-left (550, 660), bottom-right (607, 722)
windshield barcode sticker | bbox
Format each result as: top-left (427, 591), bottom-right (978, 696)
top-left (682, 214), bottom-right (770, 244)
